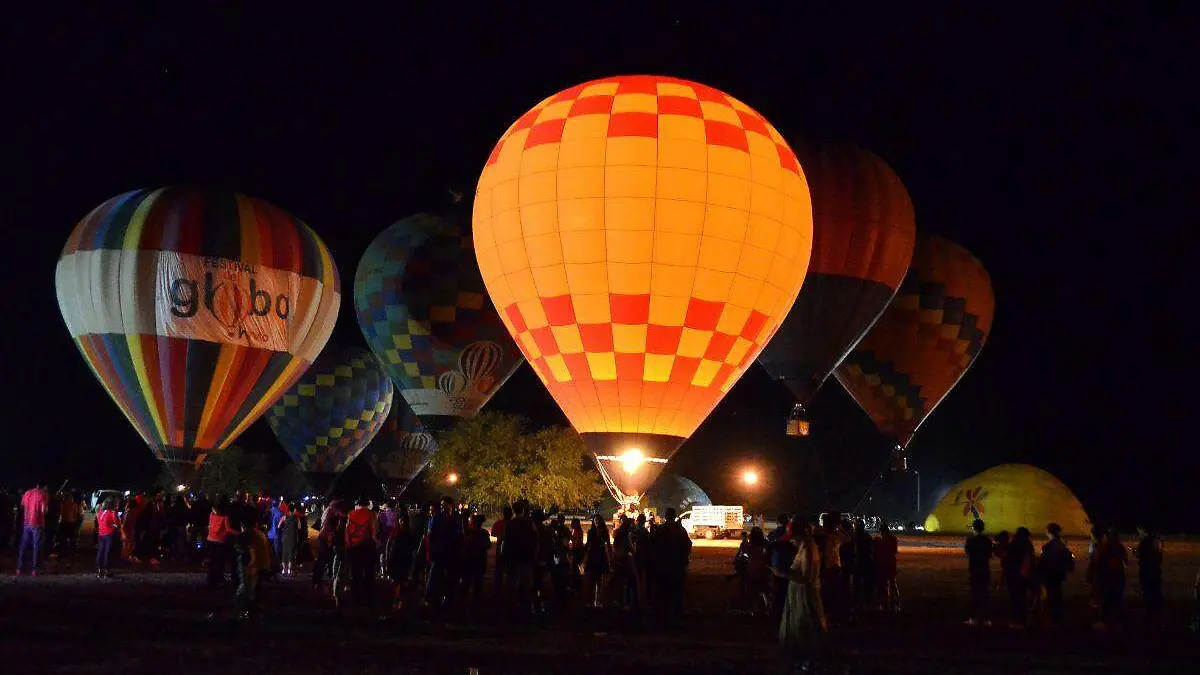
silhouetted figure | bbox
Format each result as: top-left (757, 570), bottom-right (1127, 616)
top-left (875, 522), bottom-right (900, 614)
top-left (1039, 522), bottom-right (1076, 626)
top-left (1003, 527), bottom-right (1035, 628)
top-left (585, 514), bottom-right (611, 609)
top-left (651, 507), bottom-right (691, 626)
top-left (1095, 526), bottom-right (1128, 629)
top-left (1136, 525), bottom-right (1164, 625)
top-left (423, 496), bottom-right (461, 610)
top-left (852, 519), bottom-right (875, 615)
top-left (964, 519), bottom-right (992, 625)
top-left (491, 505), bottom-right (512, 598)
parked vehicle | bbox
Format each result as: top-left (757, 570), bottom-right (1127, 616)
top-left (680, 505), bottom-right (744, 539)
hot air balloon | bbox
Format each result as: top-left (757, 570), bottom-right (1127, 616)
top-left (757, 143), bottom-right (916, 435)
top-left (473, 75), bottom-right (814, 510)
top-left (266, 345), bottom-right (393, 493)
top-left (55, 188), bottom-right (340, 481)
top-left (354, 212), bottom-right (523, 432)
top-left (364, 399), bottom-right (438, 497)
top-left (835, 235), bottom-right (995, 452)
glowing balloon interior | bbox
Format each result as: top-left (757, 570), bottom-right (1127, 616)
top-left (473, 75), bottom-right (814, 506)
top-left (55, 188), bottom-right (340, 478)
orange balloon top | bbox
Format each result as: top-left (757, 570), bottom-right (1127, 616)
top-left (836, 235), bottom-right (995, 447)
top-left (474, 75), bottom-right (814, 439)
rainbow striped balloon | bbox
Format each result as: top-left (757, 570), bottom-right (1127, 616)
top-left (55, 188), bottom-right (340, 478)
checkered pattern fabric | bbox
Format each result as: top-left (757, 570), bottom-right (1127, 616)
top-left (267, 345), bottom-right (394, 474)
top-left (836, 236), bottom-right (995, 446)
top-left (354, 214), bottom-right (522, 418)
top-left (474, 75), bottom-right (814, 438)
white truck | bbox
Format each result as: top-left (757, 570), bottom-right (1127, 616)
top-left (680, 505), bottom-right (744, 540)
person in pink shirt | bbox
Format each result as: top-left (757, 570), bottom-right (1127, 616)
top-left (95, 498), bottom-right (121, 578)
top-left (16, 482), bottom-right (50, 576)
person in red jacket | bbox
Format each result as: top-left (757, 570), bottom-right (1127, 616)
top-left (344, 498), bottom-right (378, 607)
top-left (95, 498), bottom-right (121, 579)
top-left (16, 482), bottom-right (50, 576)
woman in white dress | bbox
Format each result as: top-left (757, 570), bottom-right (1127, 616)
top-left (773, 520), bottom-right (829, 673)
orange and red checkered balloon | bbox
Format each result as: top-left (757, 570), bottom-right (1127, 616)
top-left (473, 75), bottom-right (814, 500)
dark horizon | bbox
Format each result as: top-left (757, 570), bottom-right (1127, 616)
top-left (3, 6), bottom-right (1193, 529)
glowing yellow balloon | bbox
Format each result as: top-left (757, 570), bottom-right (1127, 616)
top-left (474, 75), bottom-right (813, 505)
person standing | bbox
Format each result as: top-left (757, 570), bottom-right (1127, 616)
top-left (345, 498), bottom-right (379, 607)
top-left (15, 482), bottom-right (50, 576)
top-left (267, 498), bottom-right (284, 569)
top-left (423, 496), bottom-right (463, 610)
top-left (1136, 525), bottom-right (1164, 626)
top-left (612, 516), bottom-right (640, 613)
top-left (964, 519), bottom-right (993, 626)
top-left (386, 509), bottom-right (418, 610)
top-left (377, 500), bottom-right (396, 574)
top-left (584, 513), bottom-right (611, 609)
top-left (490, 505), bottom-right (512, 598)
top-left (1039, 522), bottom-right (1076, 626)
top-left (278, 503), bottom-right (299, 577)
top-left (652, 507), bottom-right (692, 626)
top-left (1003, 527), bottom-right (1035, 628)
top-left (235, 513), bottom-right (270, 621)
top-left (773, 520), bottom-right (828, 673)
top-left (504, 502), bottom-right (538, 613)
top-left (461, 514), bottom-right (491, 604)
top-left (57, 491), bottom-right (82, 566)
top-left (874, 522), bottom-right (900, 614)
top-left (852, 519), bottom-right (876, 615)
top-left (205, 502), bottom-right (233, 588)
top-left (1095, 526), bottom-right (1128, 629)
top-left (817, 513), bottom-right (846, 625)
top-left (95, 498), bottom-right (120, 578)
top-left (768, 517), bottom-right (798, 622)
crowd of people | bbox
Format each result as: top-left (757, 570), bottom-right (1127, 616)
top-left (308, 496), bottom-right (694, 626)
top-left (963, 519), bottom-right (1166, 630)
top-left (3, 483), bottom-right (1197, 673)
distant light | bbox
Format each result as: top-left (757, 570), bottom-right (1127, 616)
top-left (176, 484), bottom-right (186, 493)
top-left (446, 472), bottom-right (459, 485)
top-left (124, 490), bottom-right (131, 497)
top-left (620, 448), bottom-right (645, 475)
top-left (742, 469), bottom-right (759, 486)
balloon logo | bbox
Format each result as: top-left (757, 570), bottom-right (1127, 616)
top-left (473, 75), bottom-right (814, 508)
top-left (55, 188), bottom-right (340, 479)
top-left (437, 370), bottom-right (468, 397)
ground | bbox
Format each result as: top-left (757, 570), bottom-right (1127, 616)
top-left (2, 534), bottom-right (1196, 674)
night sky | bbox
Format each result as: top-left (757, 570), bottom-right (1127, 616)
top-left (3, 5), bottom-right (1193, 528)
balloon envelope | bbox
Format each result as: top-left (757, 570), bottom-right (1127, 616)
top-left (354, 212), bottom-right (523, 430)
top-left (835, 235), bottom-right (995, 448)
top-left (55, 188), bottom-right (340, 478)
top-left (924, 464), bottom-right (1090, 536)
top-left (266, 345), bottom-right (393, 486)
top-left (758, 143), bottom-right (916, 405)
top-left (473, 75), bottom-right (814, 505)
top-left (364, 398), bottom-right (438, 497)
